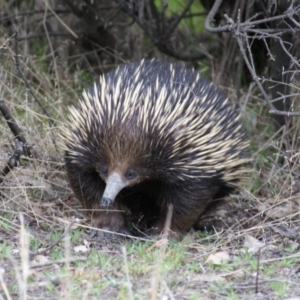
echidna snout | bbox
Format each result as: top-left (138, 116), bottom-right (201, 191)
top-left (100, 172), bottom-right (132, 207)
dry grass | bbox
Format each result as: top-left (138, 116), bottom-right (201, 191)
top-left (0, 2), bottom-right (300, 299)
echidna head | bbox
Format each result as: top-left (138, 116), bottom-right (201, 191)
top-left (94, 126), bottom-right (154, 207)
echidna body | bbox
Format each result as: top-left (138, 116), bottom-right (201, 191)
top-left (62, 60), bottom-right (250, 237)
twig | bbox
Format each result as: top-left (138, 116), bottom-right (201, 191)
top-left (17, 32), bottom-right (73, 41)
top-left (118, 0), bottom-right (215, 61)
top-left (0, 99), bottom-right (35, 157)
top-left (0, 139), bottom-right (23, 184)
top-left (29, 221), bottom-right (75, 256)
top-left (13, 29), bottom-right (55, 126)
top-left (255, 248), bottom-right (261, 294)
top-left (19, 214), bottom-right (29, 300)
top-left (163, 0), bottom-right (194, 41)
top-left (235, 30), bottom-right (300, 116)
top-left (204, 0), bottom-right (227, 33)
top-left (0, 269), bottom-right (12, 300)
top-left (42, 0), bottom-right (78, 39)
top-left (205, 0), bottom-right (300, 33)
top-left (0, 9), bottom-right (71, 23)
top-left (162, 204), bottom-right (173, 239)
top-left (63, 0), bottom-right (85, 18)
top-left (269, 224), bottom-right (300, 242)
top-left (0, 99), bottom-right (38, 185)
top-left (29, 257), bottom-right (87, 269)
top-left (121, 246), bottom-right (134, 300)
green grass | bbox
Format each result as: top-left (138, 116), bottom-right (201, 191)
top-left (269, 281), bottom-right (291, 298)
top-left (0, 213), bottom-right (14, 233)
top-left (154, 0), bottom-right (206, 33)
top-left (0, 242), bottom-right (14, 256)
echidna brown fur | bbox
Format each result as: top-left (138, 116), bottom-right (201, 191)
top-left (61, 60), bottom-right (251, 238)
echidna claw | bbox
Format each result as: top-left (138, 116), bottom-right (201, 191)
top-left (121, 228), bottom-right (133, 236)
top-left (100, 197), bottom-right (112, 207)
top-left (89, 229), bottom-right (98, 238)
top-left (89, 228), bottom-right (133, 239)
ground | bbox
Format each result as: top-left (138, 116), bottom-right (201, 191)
top-left (1, 83), bottom-right (300, 300)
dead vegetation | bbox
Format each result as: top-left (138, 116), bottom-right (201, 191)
top-left (0, 1), bottom-right (300, 299)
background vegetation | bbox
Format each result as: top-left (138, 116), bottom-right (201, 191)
top-left (0, 0), bottom-right (300, 299)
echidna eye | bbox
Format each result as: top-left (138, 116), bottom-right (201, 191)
top-left (125, 169), bottom-right (137, 180)
top-left (100, 165), bottom-right (108, 177)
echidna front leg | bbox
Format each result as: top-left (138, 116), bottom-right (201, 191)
top-left (89, 201), bottom-right (130, 238)
top-left (86, 199), bottom-right (130, 238)
top-left (65, 166), bottom-right (130, 237)
top-left (151, 185), bottom-right (217, 238)
top-left (151, 204), bottom-right (207, 239)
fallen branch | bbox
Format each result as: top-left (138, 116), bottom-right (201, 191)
top-left (0, 99), bottom-right (37, 185)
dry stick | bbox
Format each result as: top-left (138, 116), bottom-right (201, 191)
top-left (269, 225), bottom-right (300, 242)
top-left (122, 246), bottom-right (134, 300)
top-left (0, 100), bottom-right (25, 143)
top-left (204, 0), bottom-right (300, 116)
top-left (205, 0), bottom-right (300, 33)
top-left (13, 29), bottom-right (55, 126)
top-left (42, 0), bottom-right (78, 39)
top-left (42, 5), bottom-right (61, 101)
top-left (29, 221), bottom-right (75, 256)
top-left (29, 257), bottom-right (87, 269)
top-left (17, 32), bottom-right (73, 41)
top-left (63, 0), bottom-right (84, 18)
top-left (162, 204), bottom-right (173, 239)
top-left (19, 214), bottom-right (29, 300)
top-left (161, 281), bottom-right (175, 300)
top-left (0, 100), bottom-right (37, 184)
top-left (0, 139), bottom-right (23, 183)
top-left (236, 2), bottom-right (251, 102)
top-left (255, 248), bottom-right (261, 294)
top-left (0, 9), bottom-right (71, 23)
top-left (150, 204), bottom-right (173, 300)
top-left (204, 0), bottom-right (226, 33)
top-left (162, 0), bottom-right (194, 41)
top-left (14, 28), bottom-right (63, 155)
top-left (0, 100), bottom-right (35, 157)
top-left (235, 279), bottom-right (299, 290)
top-left (0, 270), bottom-right (12, 300)
top-left (235, 28), bottom-right (300, 117)
top-left (118, 0), bottom-right (213, 61)
top-left (63, 218), bottom-right (71, 299)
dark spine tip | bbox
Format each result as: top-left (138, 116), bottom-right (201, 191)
top-left (100, 197), bottom-right (113, 207)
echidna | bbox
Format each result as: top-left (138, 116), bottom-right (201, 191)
top-left (62, 60), bottom-right (250, 238)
